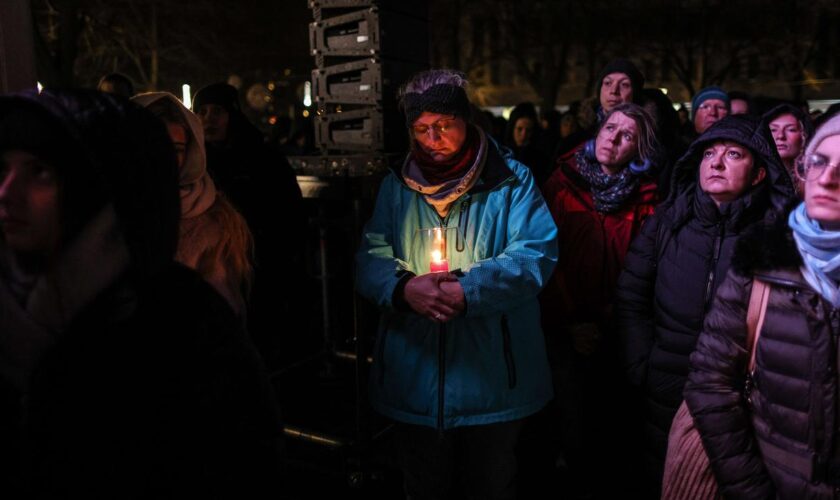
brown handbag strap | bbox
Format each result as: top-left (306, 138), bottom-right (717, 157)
top-left (746, 278), bottom-right (771, 373)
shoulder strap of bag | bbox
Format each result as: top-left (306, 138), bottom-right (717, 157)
top-left (746, 278), bottom-right (771, 373)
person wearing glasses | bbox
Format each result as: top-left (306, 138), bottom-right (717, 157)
top-left (616, 114), bottom-right (794, 494)
top-left (356, 69), bottom-right (558, 499)
top-left (692, 86), bottom-right (730, 136)
top-left (684, 113), bottom-right (840, 498)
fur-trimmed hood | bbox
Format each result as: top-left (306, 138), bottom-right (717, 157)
top-left (730, 201), bottom-right (803, 277)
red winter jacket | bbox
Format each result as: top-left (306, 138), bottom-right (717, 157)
top-left (540, 147), bottom-right (657, 333)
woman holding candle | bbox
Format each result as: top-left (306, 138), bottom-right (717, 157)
top-left (356, 69), bottom-right (558, 499)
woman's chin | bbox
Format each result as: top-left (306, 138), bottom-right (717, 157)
top-left (430, 151), bottom-right (453, 162)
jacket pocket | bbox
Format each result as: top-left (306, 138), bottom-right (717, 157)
top-left (501, 314), bottom-right (517, 389)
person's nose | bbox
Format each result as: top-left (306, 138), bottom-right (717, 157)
top-left (426, 127), bottom-right (442, 142)
top-left (816, 163), bottom-right (840, 185)
top-left (0, 168), bottom-right (20, 205)
top-left (708, 106), bottom-right (719, 118)
top-left (709, 152), bottom-right (725, 170)
top-left (774, 129), bottom-right (785, 141)
top-left (610, 84), bottom-right (620, 96)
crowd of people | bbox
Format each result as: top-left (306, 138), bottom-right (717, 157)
top-left (357, 61), bottom-right (840, 500)
top-left (1, 60), bottom-right (840, 498)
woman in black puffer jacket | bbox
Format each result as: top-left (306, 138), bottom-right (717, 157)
top-left (614, 114), bottom-right (795, 491)
top-left (685, 113), bottom-right (840, 499)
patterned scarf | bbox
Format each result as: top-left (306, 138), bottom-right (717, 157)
top-left (575, 149), bottom-right (641, 213)
top-left (402, 126), bottom-right (487, 218)
top-left (411, 126), bottom-right (479, 185)
top-left (789, 202), bottom-right (840, 307)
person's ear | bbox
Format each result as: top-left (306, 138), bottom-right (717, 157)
top-left (752, 166), bottom-right (767, 186)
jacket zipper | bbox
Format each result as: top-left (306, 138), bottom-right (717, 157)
top-left (703, 222), bottom-right (726, 310)
top-left (437, 209), bottom-right (447, 432)
top-left (456, 198), bottom-right (470, 252)
top-left (434, 202), bottom-right (465, 433)
top-left (501, 314), bottom-right (517, 388)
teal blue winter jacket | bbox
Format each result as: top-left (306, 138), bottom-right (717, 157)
top-left (356, 140), bottom-right (558, 429)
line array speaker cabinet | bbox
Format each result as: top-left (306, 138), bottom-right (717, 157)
top-left (312, 58), bottom-right (427, 105)
top-left (309, 8), bottom-right (428, 62)
top-left (309, 0), bottom-right (427, 21)
top-left (307, 0), bottom-right (429, 158)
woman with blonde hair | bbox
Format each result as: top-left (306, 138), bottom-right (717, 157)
top-left (133, 92), bottom-right (253, 318)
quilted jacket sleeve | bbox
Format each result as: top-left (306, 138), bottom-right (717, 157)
top-left (615, 209), bottom-right (662, 387)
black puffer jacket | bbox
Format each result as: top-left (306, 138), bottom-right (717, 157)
top-left (685, 209), bottom-right (838, 499)
top-left (615, 115), bottom-right (794, 474)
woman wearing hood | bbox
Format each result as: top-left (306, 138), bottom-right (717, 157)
top-left (615, 114), bottom-right (795, 492)
top-left (132, 92), bottom-right (253, 318)
top-left (763, 102), bottom-right (814, 194)
top-left (0, 89), bottom-right (281, 496)
top-left (685, 113), bottom-right (840, 498)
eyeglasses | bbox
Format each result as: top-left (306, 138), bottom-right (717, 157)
top-left (412, 119), bottom-right (458, 139)
top-left (796, 153), bottom-right (840, 181)
top-left (697, 103), bottom-right (728, 113)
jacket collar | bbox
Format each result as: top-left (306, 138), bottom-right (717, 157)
top-left (731, 201), bottom-right (808, 289)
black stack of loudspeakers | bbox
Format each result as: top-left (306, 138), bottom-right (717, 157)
top-left (308, 0), bottom-right (429, 159)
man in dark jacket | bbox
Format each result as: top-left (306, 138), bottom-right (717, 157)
top-left (615, 114), bottom-right (794, 492)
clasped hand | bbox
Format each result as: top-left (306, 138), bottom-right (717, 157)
top-left (403, 272), bottom-right (465, 323)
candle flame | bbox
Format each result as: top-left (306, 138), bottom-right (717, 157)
top-left (431, 249), bottom-right (442, 262)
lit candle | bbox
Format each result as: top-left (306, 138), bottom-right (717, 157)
top-left (430, 228), bottom-right (449, 273)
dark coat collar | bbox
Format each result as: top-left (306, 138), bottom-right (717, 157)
top-left (730, 201), bottom-right (809, 288)
top-left (663, 182), bottom-right (769, 235)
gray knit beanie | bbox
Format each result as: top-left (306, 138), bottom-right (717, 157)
top-left (804, 113), bottom-right (840, 160)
